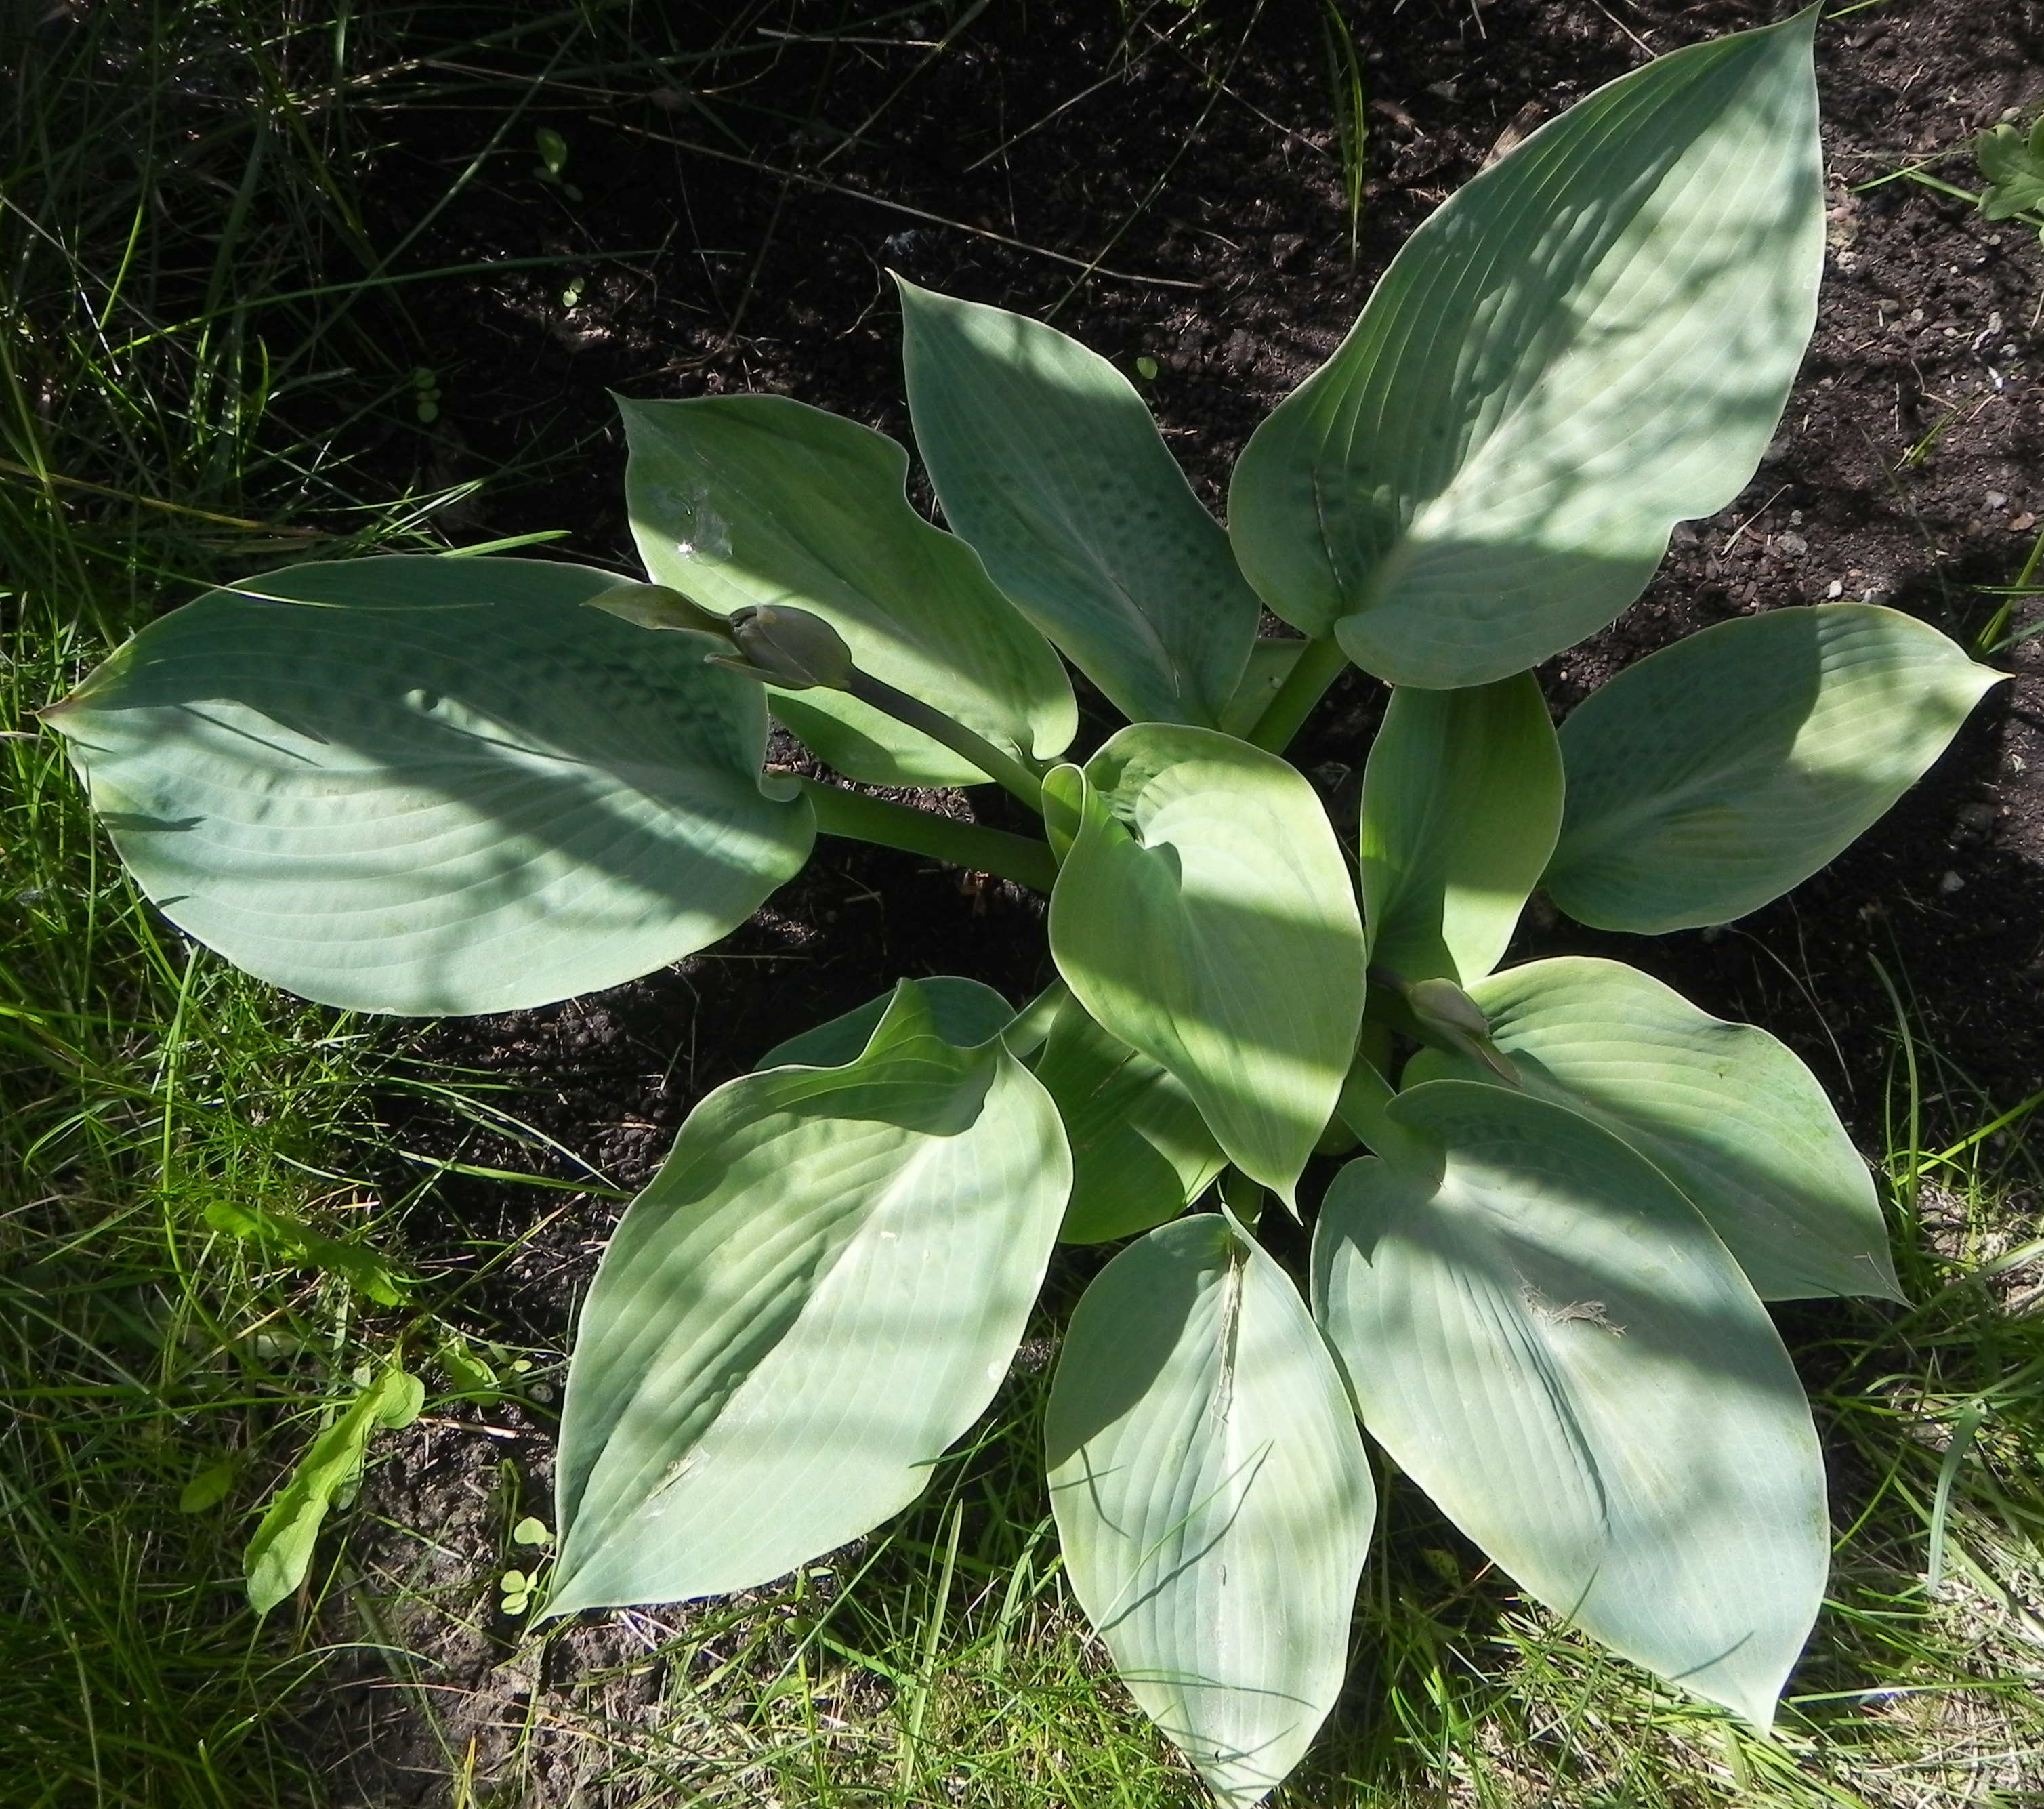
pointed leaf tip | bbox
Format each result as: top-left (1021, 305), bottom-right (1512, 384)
top-left (1314, 1084), bottom-right (1828, 1725)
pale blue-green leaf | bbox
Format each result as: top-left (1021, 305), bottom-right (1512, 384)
top-left (1548, 604), bottom-right (2006, 932)
top-left (1359, 673), bottom-right (1562, 983)
top-left (245, 1365), bottom-right (422, 1614)
top-left (898, 278), bottom-right (1259, 728)
top-left (1229, 14), bottom-right (1824, 686)
top-left (1216, 638), bottom-right (1308, 741)
top-left (1047, 724), bottom-right (1365, 1203)
top-left (1033, 992), bottom-right (1225, 1243)
top-left (1312, 1081), bottom-right (1828, 1726)
top-left (1048, 1213), bottom-right (1375, 1807)
top-left (1402, 956), bottom-right (1898, 1301)
top-left (622, 394), bottom-right (1075, 785)
top-left (757, 976), bottom-right (1015, 1070)
top-left (547, 981), bottom-right (1070, 1616)
top-left (45, 556), bottom-right (814, 1014)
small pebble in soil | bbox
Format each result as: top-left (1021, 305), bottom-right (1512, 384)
top-left (1940, 871), bottom-right (1966, 894)
top-left (1826, 579), bottom-right (1844, 598)
top-left (1986, 491), bottom-right (2008, 508)
top-left (1776, 532), bottom-right (1808, 556)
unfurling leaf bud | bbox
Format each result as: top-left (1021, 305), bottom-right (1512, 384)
top-left (721, 605), bottom-right (856, 690)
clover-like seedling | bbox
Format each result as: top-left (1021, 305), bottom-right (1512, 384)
top-left (46, 13), bottom-right (2008, 1802)
top-left (1976, 112), bottom-right (2044, 234)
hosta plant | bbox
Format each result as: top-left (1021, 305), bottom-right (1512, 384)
top-left (43, 13), bottom-right (2007, 1802)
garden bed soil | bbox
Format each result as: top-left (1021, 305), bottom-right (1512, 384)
top-left (235, 0), bottom-right (2044, 1799)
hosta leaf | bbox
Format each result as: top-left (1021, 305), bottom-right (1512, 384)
top-left (1033, 992), bottom-right (1226, 1243)
top-left (622, 394), bottom-right (1075, 786)
top-left (547, 980), bottom-right (1070, 1617)
top-left (1229, 13), bottom-right (1823, 687)
top-left (1547, 604), bottom-right (2005, 932)
top-left (1048, 1213), bottom-right (1375, 1808)
top-left (1312, 1081), bottom-right (1828, 1726)
top-left (1402, 957), bottom-right (1898, 1301)
top-left (43, 556), bottom-right (813, 1014)
top-left (757, 976), bottom-right (1016, 1070)
top-left (898, 279), bottom-right (1260, 728)
top-left (1359, 673), bottom-right (1562, 984)
top-left (245, 1363), bottom-right (423, 1614)
top-left (1047, 724), bottom-right (1365, 1203)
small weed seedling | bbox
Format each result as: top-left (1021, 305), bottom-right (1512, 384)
top-left (43, 16), bottom-right (2009, 1803)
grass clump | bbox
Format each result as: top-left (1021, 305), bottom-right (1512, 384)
top-left (0, 7), bottom-right (467, 1804)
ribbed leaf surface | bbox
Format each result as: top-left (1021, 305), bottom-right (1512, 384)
top-left (1049, 1213), bottom-right (1375, 1807)
top-left (1313, 1081), bottom-right (1828, 1727)
top-left (1229, 13), bottom-right (1823, 687)
top-left (1549, 604), bottom-right (2005, 931)
top-left (623, 394), bottom-right (1075, 786)
top-left (548, 982), bottom-right (1070, 1617)
top-left (46, 556), bottom-right (812, 1014)
top-left (1047, 724), bottom-right (1364, 1203)
top-left (899, 279), bottom-right (1259, 727)
top-left (1402, 957), bottom-right (1898, 1300)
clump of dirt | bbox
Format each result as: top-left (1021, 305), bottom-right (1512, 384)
top-left (295, 0), bottom-right (2043, 1800)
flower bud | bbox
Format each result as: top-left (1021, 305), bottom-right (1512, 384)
top-left (1407, 977), bottom-right (1520, 1085)
top-left (724, 605), bottom-right (856, 690)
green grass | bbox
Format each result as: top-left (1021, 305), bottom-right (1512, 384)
top-left (7, 5), bottom-right (2044, 1806)
top-left (0, 7), bottom-right (505, 1804)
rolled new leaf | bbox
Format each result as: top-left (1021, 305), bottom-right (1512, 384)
top-left (547, 980), bottom-right (1070, 1617)
top-left (1047, 724), bottom-right (1366, 1204)
top-left (1048, 1213), bottom-right (1375, 1808)
top-left (1033, 991), bottom-right (1226, 1243)
top-left (1313, 1082), bottom-right (1829, 1727)
top-left (898, 278), bottom-right (1261, 729)
top-left (42, 556), bottom-right (814, 1014)
top-left (1229, 12), bottom-right (1824, 688)
top-left (1402, 956), bottom-right (1898, 1301)
top-left (1359, 673), bottom-right (1562, 984)
top-left (1547, 603), bottom-right (2005, 932)
top-left (623, 394), bottom-right (1076, 787)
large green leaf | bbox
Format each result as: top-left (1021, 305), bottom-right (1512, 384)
top-left (1228, 13), bottom-right (1823, 688)
top-left (898, 279), bottom-right (1259, 728)
top-left (1033, 992), bottom-right (1225, 1243)
top-left (1047, 724), bottom-right (1365, 1203)
top-left (757, 976), bottom-right (1016, 1070)
top-left (1359, 673), bottom-right (1562, 984)
top-left (1312, 1081), bottom-right (1828, 1727)
top-left (1547, 604), bottom-right (2005, 932)
top-left (1402, 957), bottom-right (1898, 1301)
top-left (1048, 1213), bottom-right (1375, 1808)
top-left (547, 980), bottom-right (1070, 1617)
top-left (43, 556), bottom-right (814, 1014)
top-left (622, 394), bottom-right (1076, 786)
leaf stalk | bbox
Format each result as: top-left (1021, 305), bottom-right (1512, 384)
top-left (1244, 636), bottom-right (1350, 753)
top-left (799, 779), bottom-right (1059, 892)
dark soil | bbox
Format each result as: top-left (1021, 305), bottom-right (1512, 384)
top-left (240, 0), bottom-right (2043, 1800)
